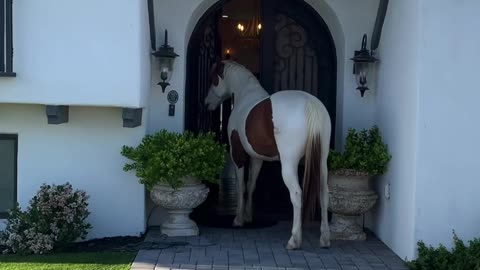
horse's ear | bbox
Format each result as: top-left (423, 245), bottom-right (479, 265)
top-left (210, 60), bottom-right (225, 87)
top-left (210, 62), bottom-right (218, 87)
top-left (216, 61), bottom-right (225, 79)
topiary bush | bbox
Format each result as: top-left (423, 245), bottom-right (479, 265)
top-left (121, 129), bottom-right (227, 190)
top-left (328, 125), bottom-right (391, 176)
top-left (0, 183), bottom-right (92, 255)
top-left (407, 232), bottom-right (480, 270)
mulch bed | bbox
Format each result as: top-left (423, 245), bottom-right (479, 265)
top-left (66, 235), bottom-right (146, 252)
top-left (67, 234), bottom-right (199, 252)
top-left (0, 229), bottom-right (191, 254)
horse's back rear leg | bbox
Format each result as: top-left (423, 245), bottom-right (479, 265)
top-left (233, 166), bottom-right (246, 227)
top-left (245, 158), bottom-right (263, 223)
top-left (275, 131), bottom-right (306, 249)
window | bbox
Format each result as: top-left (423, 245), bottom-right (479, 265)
top-left (0, 134), bottom-right (17, 218)
top-left (0, 0), bottom-right (15, 77)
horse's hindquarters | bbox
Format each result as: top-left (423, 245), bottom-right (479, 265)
top-left (269, 91), bottom-right (315, 152)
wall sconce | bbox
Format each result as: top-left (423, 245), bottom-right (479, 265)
top-left (351, 34), bottom-right (378, 97)
top-left (152, 30), bottom-right (179, 93)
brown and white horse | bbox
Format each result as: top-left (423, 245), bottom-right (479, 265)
top-left (205, 60), bottom-right (332, 249)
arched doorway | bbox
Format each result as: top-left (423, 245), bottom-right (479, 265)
top-left (186, 0), bottom-right (337, 222)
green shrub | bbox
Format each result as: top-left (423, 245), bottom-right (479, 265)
top-left (328, 126), bottom-right (391, 176)
top-left (121, 129), bottom-right (227, 190)
top-left (0, 183), bottom-right (92, 254)
top-left (407, 232), bottom-right (480, 270)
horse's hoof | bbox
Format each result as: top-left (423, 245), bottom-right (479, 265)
top-left (286, 237), bottom-right (301, 250)
top-left (320, 236), bottom-right (331, 248)
top-left (244, 214), bottom-right (252, 223)
top-left (286, 243), bottom-right (298, 250)
top-left (233, 217), bottom-right (244, 227)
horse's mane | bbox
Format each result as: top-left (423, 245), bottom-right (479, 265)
top-left (222, 60), bottom-right (262, 88)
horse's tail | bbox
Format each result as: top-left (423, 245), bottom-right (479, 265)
top-left (302, 99), bottom-right (329, 222)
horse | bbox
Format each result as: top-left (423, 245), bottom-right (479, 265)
top-left (204, 60), bottom-right (332, 249)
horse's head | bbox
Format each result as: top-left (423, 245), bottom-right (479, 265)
top-left (205, 61), bottom-right (229, 111)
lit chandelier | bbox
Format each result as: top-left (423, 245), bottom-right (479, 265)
top-left (235, 0), bottom-right (262, 40)
top-left (234, 14), bottom-right (262, 49)
top-left (236, 16), bottom-right (262, 38)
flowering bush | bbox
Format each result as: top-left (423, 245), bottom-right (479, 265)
top-left (0, 183), bottom-right (92, 254)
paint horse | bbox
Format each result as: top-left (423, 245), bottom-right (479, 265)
top-left (205, 60), bottom-right (332, 249)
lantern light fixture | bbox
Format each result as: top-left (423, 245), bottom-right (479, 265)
top-left (351, 34), bottom-right (378, 97)
top-left (152, 29), bottom-right (179, 93)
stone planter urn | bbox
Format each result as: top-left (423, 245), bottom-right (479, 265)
top-left (328, 171), bottom-right (378, 241)
top-left (150, 176), bottom-right (209, 236)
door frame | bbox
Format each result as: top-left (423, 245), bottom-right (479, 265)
top-left (185, 0), bottom-right (337, 144)
top-left (185, 0), bottom-right (226, 135)
top-left (185, 0), bottom-right (337, 220)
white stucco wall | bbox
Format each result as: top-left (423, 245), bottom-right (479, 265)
top-left (367, 0), bottom-right (480, 260)
top-left (414, 0), bottom-right (480, 252)
top-left (366, 0), bottom-right (420, 261)
top-left (322, 0), bottom-right (379, 146)
top-left (0, 104), bottom-right (147, 239)
top-left (147, 0), bottom-right (203, 134)
top-left (3, 1), bottom-right (476, 261)
top-left (0, 0), bottom-right (150, 108)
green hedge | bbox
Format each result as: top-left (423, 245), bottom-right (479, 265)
top-left (407, 232), bottom-right (480, 270)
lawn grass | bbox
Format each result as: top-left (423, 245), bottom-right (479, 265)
top-left (0, 251), bottom-right (136, 270)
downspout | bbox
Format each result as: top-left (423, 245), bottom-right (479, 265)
top-left (147, 0), bottom-right (157, 51)
top-left (361, 0), bottom-right (389, 230)
top-left (146, 0), bottom-right (157, 227)
top-left (371, 0), bottom-right (389, 53)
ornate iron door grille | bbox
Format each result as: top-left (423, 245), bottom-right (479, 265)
top-left (185, 14), bottom-right (222, 137)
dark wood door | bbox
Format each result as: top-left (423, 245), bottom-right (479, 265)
top-left (185, 9), bottom-right (225, 218)
top-left (186, 0), bottom-right (335, 141)
top-left (255, 0), bottom-right (337, 220)
top-left (261, 0), bottom-right (336, 117)
top-left (185, 8), bottom-right (232, 145)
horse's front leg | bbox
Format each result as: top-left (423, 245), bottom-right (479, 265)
top-left (245, 158), bottom-right (263, 223)
top-left (233, 166), bottom-right (246, 227)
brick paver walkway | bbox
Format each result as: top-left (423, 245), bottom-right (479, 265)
top-left (131, 222), bottom-right (408, 270)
